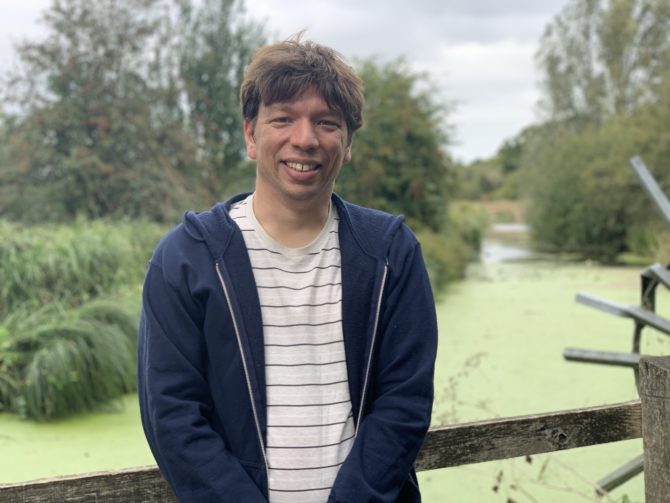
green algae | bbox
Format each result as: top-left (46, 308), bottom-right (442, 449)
top-left (1, 259), bottom-right (666, 501)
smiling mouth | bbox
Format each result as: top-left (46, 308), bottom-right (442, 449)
top-left (283, 161), bottom-right (319, 172)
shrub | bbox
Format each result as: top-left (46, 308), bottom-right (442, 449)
top-left (0, 219), bottom-right (164, 317)
top-left (416, 202), bottom-right (489, 292)
top-left (0, 300), bottom-right (137, 420)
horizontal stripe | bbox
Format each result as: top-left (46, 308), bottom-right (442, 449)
top-left (247, 247), bottom-right (282, 255)
top-left (257, 282), bottom-right (341, 291)
top-left (263, 319), bottom-right (341, 329)
top-left (269, 486), bottom-right (331, 493)
top-left (260, 300), bottom-right (341, 309)
top-left (267, 399), bottom-right (351, 408)
top-left (264, 339), bottom-right (342, 348)
top-left (266, 360), bottom-right (346, 368)
top-left (269, 462), bottom-right (344, 471)
top-left (252, 264), bottom-right (340, 275)
top-left (266, 379), bottom-right (348, 387)
top-left (267, 415), bottom-right (352, 429)
top-left (264, 340), bottom-right (342, 348)
top-left (268, 434), bottom-right (354, 450)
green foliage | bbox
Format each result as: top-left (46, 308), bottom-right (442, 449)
top-left (0, 300), bottom-right (137, 420)
top-left (536, 0), bottom-right (670, 123)
top-left (452, 127), bottom-right (533, 202)
top-left (416, 202), bottom-right (489, 292)
top-left (523, 119), bottom-right (637, 261)
top-left (0, 0), bottom-right (266, 223)
top-left (0, 218), bottom-right (155, 420)
top-left (453, 157), bottom-right (502, 201)
top-left (178, 0), bottom-right (266, 192)
top-left (337, 59), bottom-right (452, 233)
top-left (332, 59), bottom-right (484, 287)
top-left (524, 0), bottom-right (670, 261)
top-left (0, 219), bottom-right (164, 318)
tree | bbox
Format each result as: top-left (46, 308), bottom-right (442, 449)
top-left (177, 0), bottom-right (266, 194)
top-left (337, 59), bottom-right (453, 232)
top-left (0, 0), bottom-right (266, 223)
top-left (536, 0), bottom-right (670, 124)
top-left (0, 0), bottom-right (206, 222)
top-left (523, 0), bottom-right (670, 260)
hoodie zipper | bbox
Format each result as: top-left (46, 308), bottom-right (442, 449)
top-left (355, 261), bottom-right (389, 435)
top-left (215, 262), bottom-right (270, 480)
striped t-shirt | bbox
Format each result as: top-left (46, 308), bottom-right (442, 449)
top-left (229, 195), bottom-right (354, 503)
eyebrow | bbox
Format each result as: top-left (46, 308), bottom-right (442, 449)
top-left (266, 102), bottom-right (342, 119)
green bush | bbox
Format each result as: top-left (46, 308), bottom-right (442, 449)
top-left (416, 202), bottom-right (489, 292)
top-left (0, 219), bottom-right (164, 317)
top-left (0, 219), bottom-right (163, 420)
top-left (0, 300), bottom-right (137, 420)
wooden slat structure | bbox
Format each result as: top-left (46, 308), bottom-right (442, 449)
top-left (2, 355), bottom-right (669, 502)
top-left (415, 400), bottom-right (641, 471)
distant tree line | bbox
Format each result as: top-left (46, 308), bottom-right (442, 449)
top-left (0, 0), bottom-right (263, 222)
top-left (451, 0), bottom-right (670, 263)
top-left (0, 0), bottom-right (454, 236)
top-left (0, 0), bottom-right (483, 295)
top-left (520, 0), bottom-right (670, 261)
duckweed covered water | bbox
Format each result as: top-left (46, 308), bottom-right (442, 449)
top-left (2, 252), bottom-right (665, 501)
top-left (420, 256), bottom-right (658, 503)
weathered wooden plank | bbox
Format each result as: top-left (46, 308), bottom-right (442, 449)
top-left (576, 292), bottom-right (670, 334)
top-left (596, 454), bottom-right (644, 495)
top-left (415, 400), bottom-right (641, 471)
top-left (0, 466), bottom-right (176, 503)
top-left (629, 156), bottom-right (670, 226)
top-left (640, 356), bottom-right (670, 502)
top-left (0, 401), bottom-right (643, 501)
top-left (563, 347), bottom-right (641, 368)
top-left (646, 263), bottom-right (670, 291)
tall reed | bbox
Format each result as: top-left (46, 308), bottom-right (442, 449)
top-left (0, 220), bottom-right (164, 317)
top-left (0, 300), bottom-right (138, 420)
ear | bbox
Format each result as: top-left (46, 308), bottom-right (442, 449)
top-left (243, 119), bottom-right (257, 160)
top-left (343, 139), bottom-right (352, 164)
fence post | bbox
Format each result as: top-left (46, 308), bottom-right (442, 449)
top-left (639, 355), bottom-right (670, 502)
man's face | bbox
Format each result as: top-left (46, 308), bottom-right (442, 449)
top-left (243, 87), bottom-right (352, 209)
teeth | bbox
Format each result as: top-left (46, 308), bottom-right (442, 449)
top-left (285, 161), bottom-right (317, 172)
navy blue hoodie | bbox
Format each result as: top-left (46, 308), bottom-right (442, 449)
top-left (138, 193), bottom-right (438, 502)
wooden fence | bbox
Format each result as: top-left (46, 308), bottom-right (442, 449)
top-left (2, 355), bottom-right (669, 502)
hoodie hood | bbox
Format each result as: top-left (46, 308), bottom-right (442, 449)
top-left (181, 192), bottom-right (405, 263)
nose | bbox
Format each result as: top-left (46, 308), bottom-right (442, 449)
top-left (290, 119), bottom-right (319, 150)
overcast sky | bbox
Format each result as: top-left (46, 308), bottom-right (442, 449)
top-left (1, 0), bottom-right (571, 162)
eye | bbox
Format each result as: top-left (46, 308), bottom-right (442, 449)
top-left (270, 116), bottom-right (292, 125)
top-left (317, 119), bottom-right (342, 130)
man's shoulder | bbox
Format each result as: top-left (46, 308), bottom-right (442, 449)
top-left (335, 195), bottom-right (402, 230)
top-left (151, 194), bottom-right (249, 265)
top-left (334, 194), bottom-right (418, 258)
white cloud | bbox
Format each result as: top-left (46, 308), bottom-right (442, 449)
top-left (244, 0), bottom-right (569, 160)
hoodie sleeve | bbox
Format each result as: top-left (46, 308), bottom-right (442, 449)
top-left (137, 256), bottom-right (267, 503)
top-left (329, 225), bottom-right (437, 503)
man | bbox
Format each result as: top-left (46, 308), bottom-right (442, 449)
top-left (138, 37), bottom-right (437, 503)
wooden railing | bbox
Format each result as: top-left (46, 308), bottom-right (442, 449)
top-left (2, 355), bottom-right (669, 502)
